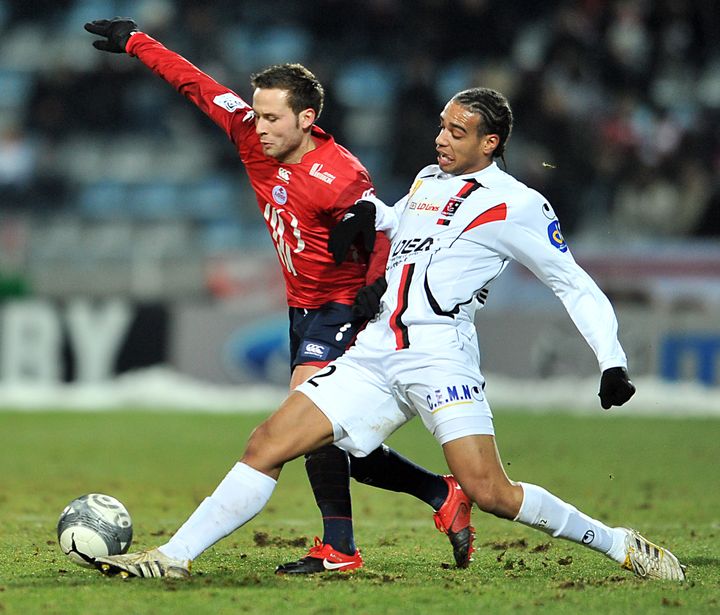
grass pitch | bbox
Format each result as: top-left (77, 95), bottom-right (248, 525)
top-left (1, 409), bottom-right (718, 614)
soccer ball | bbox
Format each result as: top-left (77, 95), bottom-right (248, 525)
top-left (57, 493), bottom-right (133, 567)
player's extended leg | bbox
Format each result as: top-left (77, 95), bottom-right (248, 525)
top-left (275, 364), bottom-right (363, 574)
top-left (95, 391), bottom-right (334, 579)
top-left (441, 434), bottom-right (686, 581)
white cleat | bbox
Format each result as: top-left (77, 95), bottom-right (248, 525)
top-left (620, 528), bottom-right (686, 581)
top-left (96, 547), bottom-right (191, 579)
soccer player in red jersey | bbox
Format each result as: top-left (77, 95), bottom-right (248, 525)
top-left (85, 18), bottom-right (474, 573)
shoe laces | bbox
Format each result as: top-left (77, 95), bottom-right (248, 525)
top-left (307, 536), bottom-right (325, 556)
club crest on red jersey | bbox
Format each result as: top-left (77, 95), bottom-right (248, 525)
top-left (272, 185), bottom-right (288, 205)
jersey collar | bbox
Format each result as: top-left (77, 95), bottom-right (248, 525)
top-left (438, 161), bottom-right (499, 181)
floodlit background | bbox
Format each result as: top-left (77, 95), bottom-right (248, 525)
top-left (0, 0), bottom-right (719, 410)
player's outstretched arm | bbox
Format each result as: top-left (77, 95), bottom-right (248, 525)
top-left (84, 18), bottom-right (138, 53)
top-left (487, 195), bottom-right (635, 410)
top-left (84, 18), bottom-right (251, 141)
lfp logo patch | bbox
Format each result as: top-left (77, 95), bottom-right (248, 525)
top-left (547, 220), bottom-right (568, 252)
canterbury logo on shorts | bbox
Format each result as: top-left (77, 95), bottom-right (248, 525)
top-left (301, 341), bottom-right (330, 360)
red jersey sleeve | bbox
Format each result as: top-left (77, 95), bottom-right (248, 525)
top-left (126, 33), bottom-right (255, 150)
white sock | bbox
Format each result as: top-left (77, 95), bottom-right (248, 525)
top-left (515, 482), bottom-right (627, 562)
top-left (158, 462), bottom-right (276, 561)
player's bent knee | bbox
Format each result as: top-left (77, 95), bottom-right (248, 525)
top-left (462, 478), bottom-right (517, 519)
top-left (242, 410), bottom-right (334, 474)
top-left (242, 422), bottom-right (277, 469)
top-left (243, 420), bottom-right (294, 466)
top-left (467, 488), bottom-right (501, 515)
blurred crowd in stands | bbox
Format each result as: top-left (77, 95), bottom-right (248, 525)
top-left (1, 0), bottom-right (719, 284)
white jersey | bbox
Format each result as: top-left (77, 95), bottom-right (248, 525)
top-left (298, 161), bottom-right (627, 455)
top-left (360, 161), bottom-right (627, 373)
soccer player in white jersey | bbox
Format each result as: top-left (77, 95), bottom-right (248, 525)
top-left (95, 87), bottom-right (686, 582)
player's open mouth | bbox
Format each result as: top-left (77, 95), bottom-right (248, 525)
top-left (437, 152), bottom-right (453, 165)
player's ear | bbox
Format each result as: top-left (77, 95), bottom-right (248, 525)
top-left (298, 108), bottom-right (316, 130)
top-left (482, 134), bottom-right (500, 157)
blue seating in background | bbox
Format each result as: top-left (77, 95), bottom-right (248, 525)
top-left (127, 181), bottom-right (179, 220)
top-left (180, 176), bottom-right (237, 220)
top-left (79, 177), bottom-right (243, 222)
top-left (79, 180), bottom-right (128, 219)
top-left (334, 59), bottom-right (397, 109)
top-left (0, 69), bottom-right (32, 108)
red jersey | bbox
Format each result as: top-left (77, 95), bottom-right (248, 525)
top-left (127, 33), bottom-right (388, 309)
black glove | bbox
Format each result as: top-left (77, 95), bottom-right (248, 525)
top-left (598, 367), bottom-right (636, 409)
top-left (328, 200), bottom-right (376, 266)
top-left (84, 18), bottom-right (138, 53)
top-left (352, 277), bottom-right (387, 321)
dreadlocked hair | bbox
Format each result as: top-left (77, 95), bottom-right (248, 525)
top-left (452, 88), bottom-right (513, 166)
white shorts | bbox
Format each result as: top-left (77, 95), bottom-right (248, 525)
top-left (296, 348), bottom-right (495, 457)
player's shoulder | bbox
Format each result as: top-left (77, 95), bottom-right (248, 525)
top-left (481, 166), bottom-right (560, 228)
top-left (313, 133), bottom-right (370, 180)
top-left (491, 167), bottom-right (547, 209)
top-left (416, 164), bottom-right (440, 179)
top-left (304, 130), bottom-right (373, 208)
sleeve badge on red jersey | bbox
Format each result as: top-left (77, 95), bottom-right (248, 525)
top-left (213, 92), bottom-right (247, 113)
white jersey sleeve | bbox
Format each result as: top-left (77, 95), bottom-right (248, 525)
top-left (493, 192), bottom-right (627, 371)
top-left (364, 166), bottom-right (434, 240)
top-left (363, 193), bottom-right (405, 238)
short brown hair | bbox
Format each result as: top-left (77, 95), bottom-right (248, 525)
top-left (251, 63), bottom-right (324, 118)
